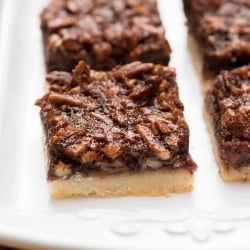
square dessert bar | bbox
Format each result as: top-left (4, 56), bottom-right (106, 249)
top-left (183, 0), bottom-right (250, 76)
top-left (40, 0), bottom-right (171, 72)
top-left (205, 65), bottom-right (250, 181)
top-left (36, 61), bottom-right (197, 198)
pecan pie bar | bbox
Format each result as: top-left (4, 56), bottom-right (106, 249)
top-left (36, 61), bottom-right (197, 198)
top-left (40, 0), bottom-right (171, 72)
top-left (205, 65), bottom-right (250, 181)
top-left (183, 0), bottom-right (250, 77)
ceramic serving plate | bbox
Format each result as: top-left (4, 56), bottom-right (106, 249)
top-left (0, 0), bottom-right (250, 249)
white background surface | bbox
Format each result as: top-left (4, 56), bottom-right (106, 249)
top-left (0, 0), bottom-right (250, 249)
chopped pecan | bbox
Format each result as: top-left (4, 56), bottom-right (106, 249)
top-left (125, 79), bottom-right (137, 88)
top-left (99, 160), bottom-right (124, 173)
top-left (81, 151), bottom-right (97, 163)
top-left (147, 115), bottom-right (172, 135)
top-left (51, 115), bottom-right (66, 125)
top-left (65, 125), bottom-right (85, 134)
top-left (54, 161), bottom-right (72, 178)
top-left (61, 39), bottom-right (82, 52)
top-left (110, 62), bottom-right (154, 79)
top-left (90, 71), bottom-right (107, 80)
top-left (129, 85), bottom-right (152, 99)
top-left (66, 0), bottom-right (81, 13)
top-left (112, 110), bottom-right (128, 126)
top-left (46, 71), bottom-right (72, 86)
top-left (48, 34), bottom-right (62, 50)
top-left (47, 16), bottom-right (76, 30)
top-left (144, 158), bottom-right (163, 169)
top-left (157, 92), bottom-right (174, 111)
top-left (48, 93), bottom-right (88, 107)
top-left (92, 42), bottom-right (112, 60)
top-left (136, 124), bottom-right (170, 160)
top-left (72, 61), bottom-right (91, 85)
top-left (121, 62), bottom-right (154, 78)
top-left (102, 144), bottom-right (122, 159)
top-left (65, 139), bottom-right (89, 157)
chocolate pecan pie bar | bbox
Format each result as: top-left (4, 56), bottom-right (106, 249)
top-left (205, 65), bottom-right (250, 181)
top-left (40, 0), bottom-right (171, 72)
top-left (183, 0), bottom-right (250, 77)
top-left (36, 61), bottom-right (197, 198)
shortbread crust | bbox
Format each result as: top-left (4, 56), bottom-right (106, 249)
top-left (50, 168), bottom-right (194, 198)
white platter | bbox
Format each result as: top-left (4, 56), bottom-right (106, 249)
top-left (0, 0), bottom-right (250, 249)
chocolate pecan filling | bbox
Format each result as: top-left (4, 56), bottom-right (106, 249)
top-left (36, 61), bottom-right (196, 180)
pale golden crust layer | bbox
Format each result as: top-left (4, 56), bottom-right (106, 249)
top-left (49, 168), bottom-right (194, 198)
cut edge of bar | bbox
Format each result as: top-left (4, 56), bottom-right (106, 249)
top-left (204, 106), bottom-right (250, 182)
